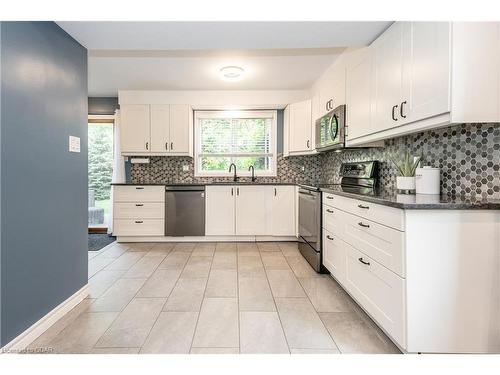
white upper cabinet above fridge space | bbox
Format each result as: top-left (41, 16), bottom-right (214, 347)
top-left (120, 103), bottom-right (193, 156)
top-left (284, 99), bottom-right (314, 156)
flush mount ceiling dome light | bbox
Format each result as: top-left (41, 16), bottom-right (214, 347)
top-left (220, 65), bottom-right (245, 81)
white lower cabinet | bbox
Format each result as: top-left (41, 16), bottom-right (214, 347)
top-left (113, 185), bottom-right (165, 236)
top-left (235, 186), bottom-right (269, 235)
top-left (344, 243), bottom-right (406, 347)
top-left (322, 228), bottom-right (346, 285)
top-left (205, 185), bottom-right (236, 236)
top-left (205, 185), bottom-right (295, 236)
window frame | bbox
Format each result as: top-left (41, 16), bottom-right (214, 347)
top-left (194, 110), bottom-right (278, 177)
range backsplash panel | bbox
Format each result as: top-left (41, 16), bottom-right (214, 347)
top-left (131, 123), bottom-right (499, 199)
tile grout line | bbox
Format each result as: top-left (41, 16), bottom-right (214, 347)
top-left (260, 243), bottom-right (292, 354)
top-left (187, 243), bottom-right (214, 354)
top-left (280, 242), bottom-right (342, 353)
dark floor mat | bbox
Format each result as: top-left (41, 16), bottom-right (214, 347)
top-left (88, 233), bottom-right (116, 252)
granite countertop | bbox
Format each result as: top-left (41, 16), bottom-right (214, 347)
top-left (319, 185), bottom-right (500, 210)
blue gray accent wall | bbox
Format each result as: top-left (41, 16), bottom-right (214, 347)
top-left (0, 22), bottom-right (88, 346)
top-left (88, 97), bottom-right (119, 115)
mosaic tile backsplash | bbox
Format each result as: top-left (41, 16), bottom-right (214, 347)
top-left (131, 123), bottom-right (500, 199)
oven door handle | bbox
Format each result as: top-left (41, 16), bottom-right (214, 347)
top-left (298, 190), bottom-right (315, 197)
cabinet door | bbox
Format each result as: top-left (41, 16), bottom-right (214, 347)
top-left (205, 186), bottom-right (235, 235)
top-left (288, 100), bottom-right (312, 153)
top-left (372, 22), bottom-right (404, 132)
top-left (169, 104), bottom-right (191, 154)
top-left (235, 186), bottom-right (269, 235)
top-left (270, 186), bottom-right (295, 236)
top-left (120, 105), bottom-right (151, 153)
top-left (401, 22), bottom-right (451, 125)
top-left (346, 48), bottom-right (373, 139)
top-left (150, 105), bottom-right (170, 153)
top-left (322, 229), bottom-right (346, 285)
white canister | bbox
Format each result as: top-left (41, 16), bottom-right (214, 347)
top-left (415, 166), bottom-right (440, 195)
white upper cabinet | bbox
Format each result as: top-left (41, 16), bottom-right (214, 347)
top-left (120, 105), bottom-right (151, 153)
top-left (347, 21), bottom-right (499, 145)
top-left (270, 186), bottom-right (296, 236)
top-left (150, 104), bottom-right (170, 153)
top-left (169, 104), bottom-right (192, 154)
top-left (287, 99), bottom-right (313, 155)
top-left (120, 103), bottom-right (193, 156)
top-left (400, 22), bottom-right (451, 125)
top-left (346, 48), bottom-right (374, 140)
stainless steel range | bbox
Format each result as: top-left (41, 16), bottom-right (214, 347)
top-left (297, 160), bottom-right (379, 273)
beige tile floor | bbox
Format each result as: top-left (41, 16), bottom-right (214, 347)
top-left (29, 241), bottom-right (401, 354)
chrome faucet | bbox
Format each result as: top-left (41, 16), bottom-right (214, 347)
top-left (229, 163), bottom-right (239, 182)
top-left (248, 165), bottom-right (256, 182)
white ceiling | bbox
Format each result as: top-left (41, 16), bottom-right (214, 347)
top-left (57, 21), bottom-right (392, 96)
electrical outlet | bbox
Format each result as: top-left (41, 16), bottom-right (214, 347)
top-left (69, 136), bottom-right (80, 153)
top-left (301, 165), bottom-right (305, 172)
top-left (182, 165), bottom-right (189, 171)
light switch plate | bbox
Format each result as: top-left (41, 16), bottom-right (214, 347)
top-left (182, 165), bottom-right (189, 171)
top-left (69, 136), bottom-right (80, 153)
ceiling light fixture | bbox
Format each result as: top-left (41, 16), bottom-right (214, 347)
top-left (220, 65), bottom-right (244, 81)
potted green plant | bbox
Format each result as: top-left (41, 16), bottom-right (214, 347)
top-left (390, 151), bottom-right (421, 193)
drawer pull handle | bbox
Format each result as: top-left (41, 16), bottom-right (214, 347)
top-left (135, 204), bottom-right (144, 207)
top-left (358, 257), bottom-right (370, 266)
top-left (358, 222), bottom-right (370, 228)
top-left (326, 196), bottom-right (334, 200)
top-left (326, 235), bottom-right (334, 241)
top-left (326, 209), bottom-right (334, 213)
top-left (358, 204), bottom-right (369, 209)
top-left (135, 220), bottom-right (143, 224)
top-left (135, 187), bottom-right (144, 190)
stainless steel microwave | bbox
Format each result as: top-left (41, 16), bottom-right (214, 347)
top-left (315, 104), bottom-right (346, 151)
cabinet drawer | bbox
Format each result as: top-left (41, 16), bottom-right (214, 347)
top-left (322, 228), bottom-right (346, 284)
top-left (113, 219), bottom-right (164, 236)
top-left (344, 243), bottom-right (406, 349)
top-left (331, 209), bottom-right (405, 277)
top-left (322, 204), bottom-right (339, 234)
top-left (113, 186), bottom-right (165, 202)
top-left (323, 193), bottom-right (404, 231)
top-left (114, 202), bottom-right (165, 219)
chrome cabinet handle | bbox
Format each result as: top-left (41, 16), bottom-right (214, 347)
top-left (326, 235), bottom-right (334, 240)
top-left (357, 204), bottom-right (369, 209)
top-left (400, 101), bottom-right (407, 118)
top-left (135, 187), bottom-right (144, 190)
top-left (306, 140), bottom-right (310, 148)
top-left (326, 196), bottom-right (334, 200)
top-left (326, 209), bottom-right (334, 213)
top-left (237, 187), bottom-right (240, 196)
top-left (165, 142), bottom-right (168, 150)
top-left (358, 257), bottom-right (370, 266)
top-left (231, 187), bottom-right (234, 196)
top-left (135, 220), bottom-right (143, 224)
top-left (358, 222), bottom-right (370, 228)
top-left (146, 142), bottom-right (149, 150)
top-left (170, 142), bottom-right (173, 150)
top-left (135, 204), bottom-right (144, 207)
top-left (274, 188), bottom-right (277, 196)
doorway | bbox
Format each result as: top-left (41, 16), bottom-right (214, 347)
top-left (88, 117), bottom-right (114, 233)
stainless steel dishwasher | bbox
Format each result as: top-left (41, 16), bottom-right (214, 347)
top-left (165, 185), bottom-right (205, 236)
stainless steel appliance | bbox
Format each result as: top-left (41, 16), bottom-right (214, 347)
top-left (315, 104), bottom-right (346, 151)
top-left (298, 185), bottom-right (326, 273)
top-left (165, 185), bottom-right (205, 236)
top-left (297, 160), bottom-right (379, 273)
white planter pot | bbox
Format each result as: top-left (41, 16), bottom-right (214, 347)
top-left (396, 176), bottom-right (416, 192)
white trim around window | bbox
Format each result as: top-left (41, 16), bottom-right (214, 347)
top-left (194, 110), bottom-right (278, 177)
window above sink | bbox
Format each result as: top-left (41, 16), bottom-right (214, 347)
top-left (194, 110), bottom-right (277, 177)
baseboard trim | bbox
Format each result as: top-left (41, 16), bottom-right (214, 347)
top-left (1, 284), bottom-right (89, 352)
top-left (116, 235), bottom-right (298, 243)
